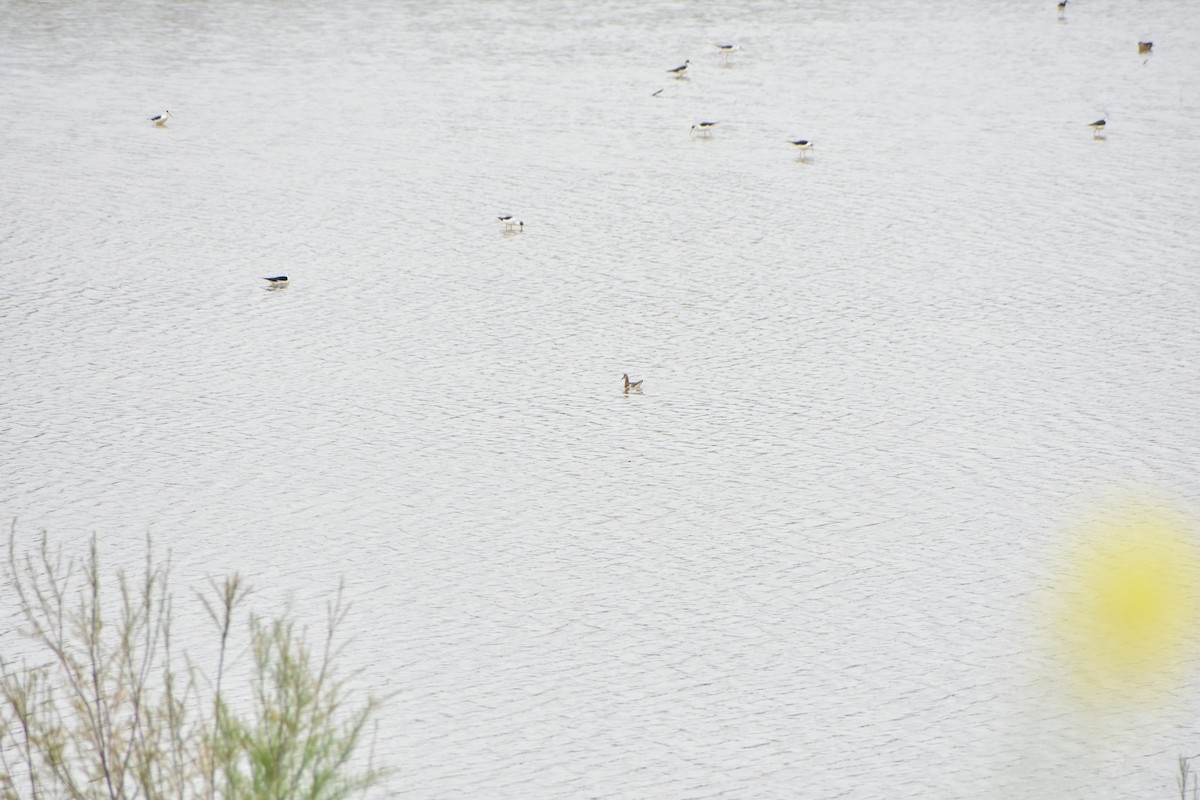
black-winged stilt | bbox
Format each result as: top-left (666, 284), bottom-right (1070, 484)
top-left (789, 139), bottom-right (814, 158)
top-left (667, 60), bottom-right (689, 77)
top-left (150, 110), bottom-right (172, 126)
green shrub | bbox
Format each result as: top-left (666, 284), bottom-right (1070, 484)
top-left (0, 527), bottom-right (384, 800)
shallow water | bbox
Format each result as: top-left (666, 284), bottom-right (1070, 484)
top-left (4, 0), bottom-right (1200, 797)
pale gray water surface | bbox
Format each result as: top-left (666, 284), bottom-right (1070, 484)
top-left (4, 0), bottom-right (1200, 797)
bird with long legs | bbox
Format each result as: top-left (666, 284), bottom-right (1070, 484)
top-left (667, 60), bottom-right (690, 78)
top-left (789, 138), bottom-right (814, 158)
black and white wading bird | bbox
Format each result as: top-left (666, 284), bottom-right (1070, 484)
top-left (667, 60), bottom-right (690, 77)
top-left (150, 110), bottom-right (172, 126)
top-left (498, 215), bottom-right (518, 230)
top-left (691, 121), bottom-right (718, 137)
top-left (622, 373), bottom-right (643, 394)
top-left (263, 275), bottom-right (289, 286)
top-left (789, 139), bottom-right (814, 158)
top-left (716, 43), bottom-right (736, 63)
top-left (1089, 114), bottom-right (1107, 137)
top-left (1057, 0), bottom-right (1067, 17)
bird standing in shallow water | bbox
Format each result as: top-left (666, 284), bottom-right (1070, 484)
top-left (789, 139), bottom-right (814, 158)
top-left (1057, 0), bottom-right (1067, 17)
top-left (667, 60), bottom-right (689, 78)
top-left (263, 275), bottom-right (289, 287)
top-left (150, 110), bottom-right (172, 126)
top-left (498, 215), bottom-right (518, 230)
top-left (1089, 115), bottom-right (1107, 137)
top-left (623, 373), bottom-right (643, 393)
top-left (691, 121), bottom-right (718, 138)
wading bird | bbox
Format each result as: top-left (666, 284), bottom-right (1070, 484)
top-left (789, 138), bottom-right (814, 157)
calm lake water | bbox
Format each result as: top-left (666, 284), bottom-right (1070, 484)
top-left (4, 0), bottom-right (1200, 797)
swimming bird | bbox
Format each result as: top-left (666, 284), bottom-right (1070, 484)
top-left (667, 60), bottom-right (689, 77)
top-left (150, 110), bottom-right (172, 126)
top-left (691, 121), bottom-right (718, 137)
top-left (1057, 0), bottom-right (1067, 17)
top-left (789, 138), bottom-right (814, 157)
top-left (498, 215), bottom-right (517, 230)
top-left (263, 275), bottom-right (289, 285)
top-left (622, 373), bottom-right (643, 393)
top-left (1088, 115), bottom-right (1107, 136)
top-left (1138, 41), bottom-right (1153, 54)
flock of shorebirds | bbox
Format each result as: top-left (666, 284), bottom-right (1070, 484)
top-left (657, 45), bottom-right (815, 157)
top-left (486, 42), bottom-right (811, 274)
top-left (145, 4), bottom-right (1155, 392)
top-left (1055, 0), bottom-right (1155, 137)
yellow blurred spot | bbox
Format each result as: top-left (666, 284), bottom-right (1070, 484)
top-left (1053, 498), bottom-right (1200, 706)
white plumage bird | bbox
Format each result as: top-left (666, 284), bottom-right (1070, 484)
top-left (789, 138), bottom-right (815, 157)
